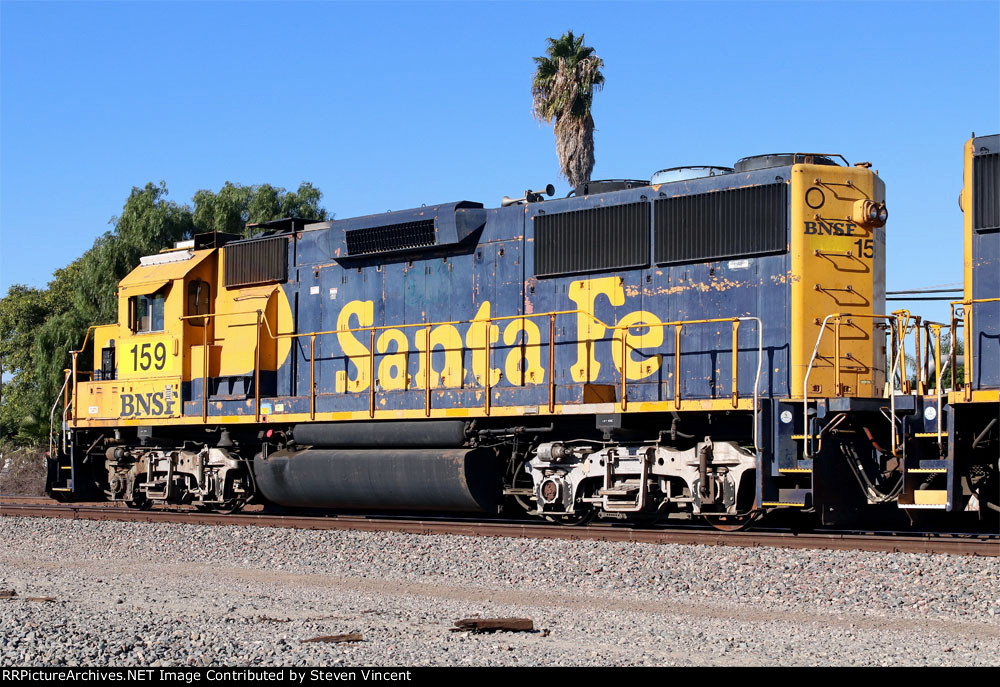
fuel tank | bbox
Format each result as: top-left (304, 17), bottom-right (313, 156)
top-left (253, 446), bottom-right (500, 512)
top-left (291, 420), bottom-right (468, 448)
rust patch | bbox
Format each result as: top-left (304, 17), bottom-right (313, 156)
top-left (1, 591), bottom-right (56, 602)
top-left (452, 617), bottom-right (534, 633)
top-left (302, 633), bottom-right (363, 643)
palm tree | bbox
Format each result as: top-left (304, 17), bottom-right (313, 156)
top-left (532, 31), bottom-right (605, 190)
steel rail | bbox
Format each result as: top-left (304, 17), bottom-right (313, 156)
top-left (2, 503), bottom-right (996, 557)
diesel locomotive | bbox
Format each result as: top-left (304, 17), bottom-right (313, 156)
top-left (46, 136), bottom-right (999, 530)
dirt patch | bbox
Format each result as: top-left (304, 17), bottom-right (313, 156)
top-left (0, 445), bottom-right (47, 496)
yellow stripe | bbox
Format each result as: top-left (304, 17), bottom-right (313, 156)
top-left (790, 435), bottom-right (816, 440)
top-left (913, 433), bottom-right (941, 438)
top-left (949, 389), bottom-right (1000, 404)
top-left (762, 501), bottom-right (806, 507)
top-left (70, 397), bottom-right (759, 428)
top-left (908, 468), bottom-right (947, 474)
top-left (778, 468), bottom-right (813, 473)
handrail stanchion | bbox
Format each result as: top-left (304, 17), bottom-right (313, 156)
top-left (202, 323), bottom-right (209, 422)
top-left (929, 324), bottom-right (945, 450)
top-left (620, 325), bottom-right (628, 412)
top-left (673, 324), bottom-right (682, 410)
top-left (484, 317), bottom-right (492, 416)
top-left (49, 369), bottom-right (71, 462)
top-left (548, 314), bottom-right (556, 413)
top-left (834, 316), bottom-right (842, 396)
top-left (369, 328), bottom-right (376, 418)
top-left (897, 312), bottom-right (910, 394)
top-left (424, 324), bottom-right (431, 417)
top-left (949, 303), bottom-right (958, 393)
top-left (309, 334), bottom-right (316, 421)
top-left (731, 320), bottom-right (739, 408)
top-left (964, 305), bottom-right (973, 401)
top-left (914, 316), bottom-right (924, 394)
top-left (68, 349), bottom-right (79, 447)
top-left (254, 310), bottom-right (262, 423)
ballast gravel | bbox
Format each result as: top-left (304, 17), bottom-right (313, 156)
top-left (1, 516), bottom-right (998, 666)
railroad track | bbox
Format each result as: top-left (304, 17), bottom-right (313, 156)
top-left (2, 498), bottom-right (997, 557)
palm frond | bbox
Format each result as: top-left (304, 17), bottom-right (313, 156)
top-left (531, 31), bottom-right (604, 187)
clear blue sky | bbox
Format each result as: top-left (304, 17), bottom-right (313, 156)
top-left (2, 0), bottom-right (998, 324)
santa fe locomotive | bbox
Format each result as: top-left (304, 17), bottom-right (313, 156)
top-left (46, 136), bottom-right (999, 530)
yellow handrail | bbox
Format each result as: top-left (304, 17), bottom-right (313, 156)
top-left (950, 297), bottom-right (1000, 401)
top-left (803, 312), bottom-right (902, 458)
top-left (179, 306), bottom-right (764, 428)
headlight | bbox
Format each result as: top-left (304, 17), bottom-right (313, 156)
top-left (851, 199), bottom-right (887, 227)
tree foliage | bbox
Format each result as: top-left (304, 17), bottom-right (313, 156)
top-left (1, 180), bottom-right (329, 445)
top-left (193, 182), bottom-right (328, 237)
top-left (531, 31), bottom-right (605, 189)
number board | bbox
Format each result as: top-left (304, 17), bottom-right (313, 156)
top-left (118, 335), bottom-right (177, 379)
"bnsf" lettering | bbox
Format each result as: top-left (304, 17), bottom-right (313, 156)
top-left (120, 392), bottom-right (175, 418)
top-left (804, 220), bottom-right (858, 236)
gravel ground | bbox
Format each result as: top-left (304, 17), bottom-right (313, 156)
top-left (1, 516), bottom-right (998, 666)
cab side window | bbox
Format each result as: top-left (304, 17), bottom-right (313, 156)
top-left (129, 290), bottom-right (166, 333)
top-left (187, 280), bottom-right (211, 324)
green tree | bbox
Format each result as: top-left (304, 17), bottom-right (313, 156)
top-left (0, 285), bottom-right (56, 442)
top-left (193, 182), bottom-right (328, 237)
top-left (532, 31), bottom-right (605, 189)
top-left (1, 180), bottom-right (329, 446)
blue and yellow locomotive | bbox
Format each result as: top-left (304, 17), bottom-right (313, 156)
top-left (46, 139), bottom-right (996, 530)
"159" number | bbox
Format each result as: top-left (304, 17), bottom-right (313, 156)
top-left (130, 342), bottom-right (167, 371)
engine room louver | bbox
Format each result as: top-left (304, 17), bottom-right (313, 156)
top-left (224, 236), bottom-right (288, 288)
top-left (654, 182), bottom-right (787, 265)
top-left (534, 201), bottom-right (650, 278)
top-left (345, 219), bottom-right (437, 256)
top-left (973, 152), bottom-right (999, 232)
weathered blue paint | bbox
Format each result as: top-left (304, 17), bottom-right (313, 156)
top-left (184, 167), bottom-right (806, 417)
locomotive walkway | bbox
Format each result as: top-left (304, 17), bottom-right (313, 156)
top-left (2, 497), bottom-right (996, 557)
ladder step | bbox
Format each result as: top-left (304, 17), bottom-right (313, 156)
top-left (912, 490), bottom-right (947, 506)
top-left (598, 487), bottom-right (635, 496)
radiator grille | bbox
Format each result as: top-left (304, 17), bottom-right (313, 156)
top-left (654, 183), bottom-right (787, 264)
top-left (345, 219), bottom-right (436, 256)
top-left (224, 237), bottom-right (288, 288)
top-left (973, 152), bottom-right (999, 231)
top-left (534, 201), bottom-right (649, 277)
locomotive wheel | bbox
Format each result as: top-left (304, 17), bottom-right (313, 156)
top-left (194, 500), bottom-right (244, 515)
top-left (703, 510), bottom-right (761, 532)
top-left (214, 500), bottom-right (245, 515)
top-left (125, 496), bottom-right (152, 511)
top-left (544, 509), bottom-right (596, 526)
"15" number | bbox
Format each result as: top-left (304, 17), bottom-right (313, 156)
top-left (854, 239), bottom-right (874, 259)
